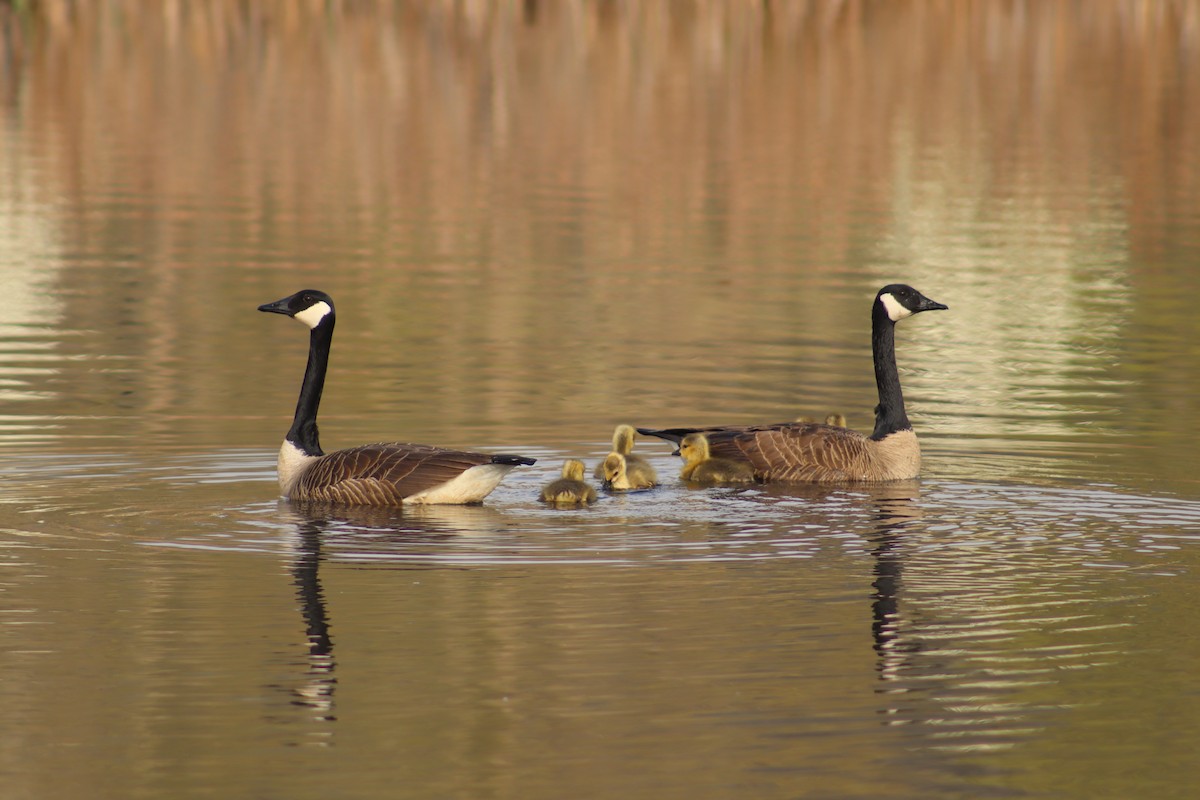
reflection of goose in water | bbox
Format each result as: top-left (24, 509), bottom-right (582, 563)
top-left (285, 500), bottom-right (515, 568)
top-left (258, 289), bottom-right (536, 505)
top-left (859, 482), bottom-right (1140, 754)
top-left (639, 285), bottom-right (947, 483)
top-left (862, 484), bottom-right (924, 684)
top-left (278, 496), bottom-right (526, 736)
top-left (287, 517), bottom-right (337, 733)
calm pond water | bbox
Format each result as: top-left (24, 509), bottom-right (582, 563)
top-left (3, 2), bottom-right (1200, 798)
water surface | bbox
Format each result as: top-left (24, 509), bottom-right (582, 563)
top-left (2, 3), bottom-right (1200, 798)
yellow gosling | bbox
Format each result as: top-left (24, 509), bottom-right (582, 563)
top-left (594, 424), bottom-right (655, 479)
top-left (678, 433), bottom-right (755, 484)
top-left (540, 459), bottom-right (597, 504)
top-left (601, 452), bottom-right (657, 490)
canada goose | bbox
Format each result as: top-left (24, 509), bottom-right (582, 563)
top-left (601, 452), bottom-right (657, 490)
top-left (639, 284), bottom-right (947, 483)
top-left (678, 433), bottom-right (755, 483)
top-left (592, 424), bottom-right (655, 480)
top-left (540, 459), bottom-right (597, 504)
top-left (258, 289), bottom-right (536, 505)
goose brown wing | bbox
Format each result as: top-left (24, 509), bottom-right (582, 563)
top-left (700, 423), bottom-right (877, 483)
top-left (294, 443), bottom-right (495, 505)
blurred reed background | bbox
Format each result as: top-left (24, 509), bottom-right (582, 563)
top-left (3, 0), bottom-right (1195, 264)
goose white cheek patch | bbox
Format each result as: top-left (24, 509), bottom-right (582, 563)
top-left (879, 293), bottom-right (912, 322)
top-left (293, 301), bottom-right (333, 329)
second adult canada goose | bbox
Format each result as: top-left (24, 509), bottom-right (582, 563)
top-left (540, 459), bottom-right (597, 504)
top-left (592, 424), bottom-right (655, 480)
top-left (678, 433), bottom-right (755, 483)
top-left (258, 289), bottom-right (536, 505)
top-left (600, 452), bottom-right (657, 490)
top-left (638, 284), bottom-right (947, 483)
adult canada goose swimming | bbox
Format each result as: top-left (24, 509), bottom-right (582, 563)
top-left (258, 289), bottom-right (536, 505)
top-left (593, 424), bottom-right (656, 482)
top-left (678, 433), bottom-right (755, 484)
top-left (540, 459), bottom-right (598, 504)
top-left (639, 284), bottom-right (947, 483)
top-left (600, 452), bottom-right (657, 490)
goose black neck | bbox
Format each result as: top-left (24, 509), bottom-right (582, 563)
top-left (287, 318), bottom-right (334, 457)
top-left (870, 304), bottom-right (910, 440)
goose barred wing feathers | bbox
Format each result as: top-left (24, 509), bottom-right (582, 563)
top-left (292, 443), bottom-right (530, 505)
top-left (640, 422), bottom-right (888, 483)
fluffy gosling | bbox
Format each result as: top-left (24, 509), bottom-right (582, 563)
top-left (678, 433), bottom-right (755, 484)
top-left (601, 452), bottom-right (657, 490)
top-left (540, 459), bottom-right (597, 505)
top-left (594, 423), bottom-right (656, 481)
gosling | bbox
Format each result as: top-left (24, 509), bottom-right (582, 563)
top-left (601, 452), bottom-right (657, 490)
top-left (540, 459), bottom-right (597, 505)
top-left (678, 433), bottom-right (756, 484)
top-left (796, 413), bottom-right (847, 427)
top-left (594, 424), bottom-right (656, 482)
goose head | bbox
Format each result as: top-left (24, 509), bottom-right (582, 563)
top-left (875, 284), bottom-right (947, 323)
top-left (562, 459), bottom-right (587, 481)
top-left (258, 289), bottom-right (336, 330)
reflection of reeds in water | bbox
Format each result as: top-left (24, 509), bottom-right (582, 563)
top-left (0, 0), bottom-right (1196, 453)
top-left (7, 0), bottom-right (1194, 247)
top-left (4, 0), bottom-right (1195, 277)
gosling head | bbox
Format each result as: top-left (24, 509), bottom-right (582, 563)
top-left (258, 289), bottom-right (336, 330)
top-left (875, 284), bottom-right (948, 323)
top-left (612, 424), bottom-right (638, 455)
top-left (561, 459), bottom-right (587, 481)
top-left (601, 453), bottom-right (627, 484)
top-left (678, 433), bottom-right (712, 465)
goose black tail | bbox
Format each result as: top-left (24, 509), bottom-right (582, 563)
top-left (493, 454), bottom-right (537, 466)
top-left (636, 427), bottom-right (687, 445)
